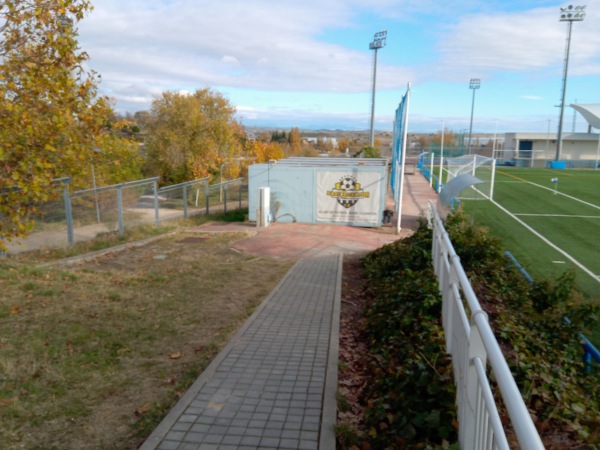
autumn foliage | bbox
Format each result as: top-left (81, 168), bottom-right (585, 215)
top-left (143, 89), bottom-right (246, 185)
top-left (0, 0), bottom-right (114, 247)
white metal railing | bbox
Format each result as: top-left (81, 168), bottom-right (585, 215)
top-left (428, 201), bottom-right (545, 450)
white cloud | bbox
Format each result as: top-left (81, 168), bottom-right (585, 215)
top-left (73, 0), bottom-right (599, 130)
top-left (433, 2), bottom-right (600, 80)
top-left (78, 0), bottom-right (414, 113)
top-left (221, 55), bottom-right (241, 65)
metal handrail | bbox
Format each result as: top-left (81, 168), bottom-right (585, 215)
top-left (429, 201), bottom-right (545, 450)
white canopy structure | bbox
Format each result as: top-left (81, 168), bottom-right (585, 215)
top-left (571, 104), bottom-right (600, 131)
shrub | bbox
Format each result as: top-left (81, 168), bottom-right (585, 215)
top-left (357, 209), bottom-right (600, 448)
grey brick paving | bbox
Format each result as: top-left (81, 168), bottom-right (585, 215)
top-left (141, 255), bottom-right (341, 450)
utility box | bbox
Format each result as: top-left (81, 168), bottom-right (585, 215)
top-left (256, 186), bottom-right (271, 227)
top-left (248, 158), bottom-right (388, 227)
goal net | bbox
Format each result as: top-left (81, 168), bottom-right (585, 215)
top-left (444, 154), bottom-right (496, 200)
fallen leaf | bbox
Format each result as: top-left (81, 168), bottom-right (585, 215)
top-left (169, 352), bottom-right (182, 360)
top-left (0, 397), bottom-right (18, 407)
top-left (135, 403), bottom-right (151, 416)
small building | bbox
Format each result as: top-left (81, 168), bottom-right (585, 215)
top-left (502, 104), bottom-right (600, 168)
top-left (503, 132), bottom-right (600, 167)
top-left (248, 157), bottom-right (388, 227)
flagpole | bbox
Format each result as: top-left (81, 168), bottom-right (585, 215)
top-left (396, 82), bottom-right (411, 233)
top-left (552, 177), bottom-right (559, 194)
top-left (439, 120), bottom-right (445, 192)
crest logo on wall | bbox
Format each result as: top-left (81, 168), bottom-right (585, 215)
top-left (326, 175), bottom-right (370, 209)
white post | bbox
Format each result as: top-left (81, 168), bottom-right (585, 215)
top-left (438, 156), bottom-right (444, 193)
top-left (490, 159), bottom-right (496, 201)
top-left (439, 121), bottom-right (445, 192)
top-left (429, 154), bottom-right (434, 187)
top-left (492, 120), bottom-right (497, 159)
top-left (257, 187), bottom-right (270, 227)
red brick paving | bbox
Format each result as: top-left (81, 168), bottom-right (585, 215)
top-left (193, 173), bottom-right (438, 260)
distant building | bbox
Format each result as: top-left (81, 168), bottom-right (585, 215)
top-left (304, 137), bottom-right (339, 149)
top-left (502, 104), bottom-right (600, 168)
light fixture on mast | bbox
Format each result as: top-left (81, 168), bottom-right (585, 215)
top-left (369, 30), bottom-right (387, 147)
top-left (555, 4), bottom-right (586, 161)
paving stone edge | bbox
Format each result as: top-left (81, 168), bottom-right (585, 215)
top-left (139, 257), bottom-right (306, 450)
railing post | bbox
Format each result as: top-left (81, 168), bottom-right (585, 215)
top-left (429, 156), bottom-right (434, 187)
top-left (183, 184), bottom-right (188, 219)
top-left (444, 255), bottom-right (462, 353)
top-left (429, 203), bottom-right (545, 450)
top-left (153, 179), bottom-right (159, 226)
top-left (117, 186), bottom-right (124, 236)
top-left (205, 181), bottom-right (210, 215)
top-left (63, 179), bottom-right (74, 244)
top-left (432, 227), bottom-right (440, 275)
top-left (490, 159), bottom-right (497, 200)
top-left (224, 184), bottom-right (228, 213)
top-left (463, 311), bottom-right (488, 449)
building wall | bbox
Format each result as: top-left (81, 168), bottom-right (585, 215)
top-left (248, 163), bottom-right (388, 227)
top-left (504, 132), bottom-right (600, 162)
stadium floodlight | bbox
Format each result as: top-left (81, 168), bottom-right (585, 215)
top-left (369, 30), bottom-right (387, 147)
top-left (467, 78), bottom-right (481, 155)
top-left (555, 4), bottom-right (586, 161)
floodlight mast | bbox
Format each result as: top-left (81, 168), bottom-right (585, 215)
top-left (555, 4), bottom-right (586, 161)
top-left (369, 30), bottom-right (387, 147)
top-left (467, 78), bottom-right (481, 155)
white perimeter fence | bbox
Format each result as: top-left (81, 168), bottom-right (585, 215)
top-left (429, 201), bottom-right (545, 450)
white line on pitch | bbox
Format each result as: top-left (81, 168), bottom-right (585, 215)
top-left (514, 214), bottom-right (600, 219)
top-left (490, 199), bottom-right (600, 284)
top-left (519, 180), bottom-right (600, 211)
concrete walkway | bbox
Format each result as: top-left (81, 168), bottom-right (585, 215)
top-left (139, 172), bottom-right (439, 450)
top-left (140, 254), bottom-right (342, 450)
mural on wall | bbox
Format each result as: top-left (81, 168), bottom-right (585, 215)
top-left (316, 171), bottom-right (382, 224)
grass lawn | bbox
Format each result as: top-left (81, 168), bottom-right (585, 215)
top-left (0, 211), bottom-right (293, 449)
top-left (461, 167), bottom-right (600, 341)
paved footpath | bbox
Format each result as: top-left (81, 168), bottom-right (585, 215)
top-left (141, 254), bottom-right (342, 450)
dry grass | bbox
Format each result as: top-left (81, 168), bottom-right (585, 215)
top-left (0, 231), bottom-right (293, 449)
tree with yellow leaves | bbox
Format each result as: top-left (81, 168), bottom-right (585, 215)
top-left (245, 140), bottom-right (284, 164)
top-left (143, 89), bottom-right (244, 185)
top-left (0, 0), bottom-right (114, 248)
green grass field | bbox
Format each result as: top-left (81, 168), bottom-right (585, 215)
top-left (460, 167), bottom-right (600, 339)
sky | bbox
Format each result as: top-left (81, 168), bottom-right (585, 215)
top-left (77, 0), bottom-right (600, 133)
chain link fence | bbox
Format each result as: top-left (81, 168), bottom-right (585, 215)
top-left (70, 178), bottom-right (159, 239)
top-left (5, 176), bottom-right (248, 254)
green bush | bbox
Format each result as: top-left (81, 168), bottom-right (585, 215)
top-left (360, 219), bottom-right (457, 448)
top-left (357, 210), bottom-right (600, 448)
top-left (445, 209), bottom-right (600, 443)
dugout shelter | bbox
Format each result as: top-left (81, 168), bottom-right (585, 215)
top-left (247, 157), bottom-right (388, 227)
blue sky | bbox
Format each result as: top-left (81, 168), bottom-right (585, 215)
top-left (78, 0), bottom-right (600, 133)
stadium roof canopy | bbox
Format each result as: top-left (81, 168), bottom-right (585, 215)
top-left (571, 104), bottom-right (600, 130)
